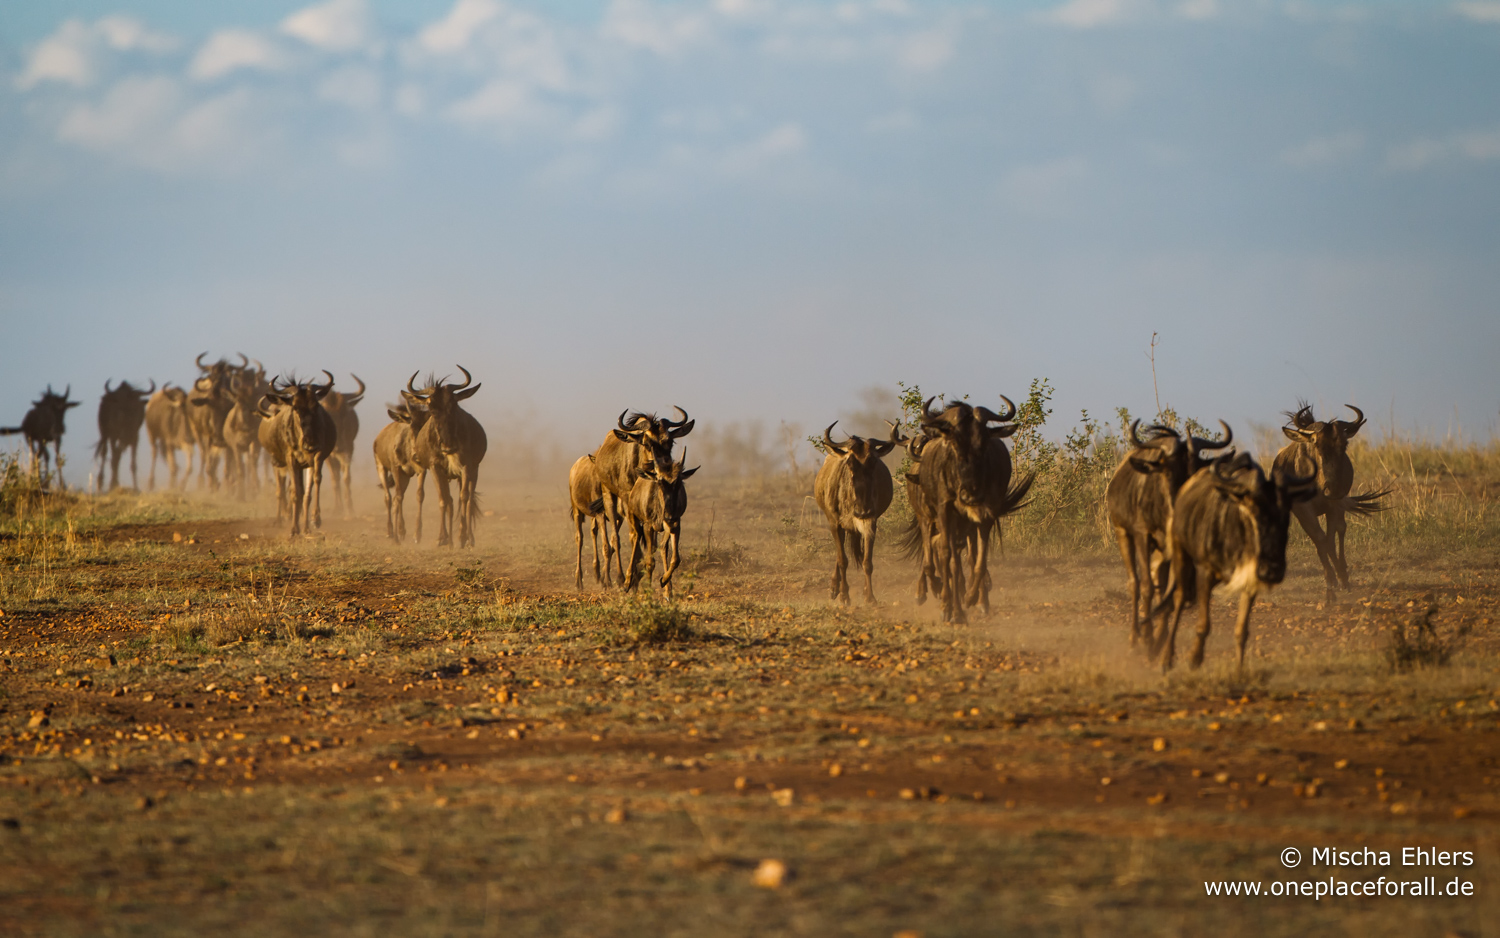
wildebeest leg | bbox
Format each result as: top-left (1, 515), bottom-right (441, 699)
top-left (128, 440), bottom-right (139, 491)
top-left (380, 467), bottom-right (397, 541)
top-left (392, 471), bottom-right (410, 542)
top-left (1114, 527), bottom-right (1142, 644)
top-left (433, 466), bottom-right (454, 547)
top-left (461, 469), bottom-right (478, 548)
top-left (859, 519), bottom-right (878, 604)
top-left (414, 468), bottom-right (427, 543)
top-left (644, 526), bottom-right (658, 597)
top-left (1292, 502), bottom-right (1337, 600)
top-left (309, 456), bottom-right (325, 530)
top-left (1155, 552), bottom-right (1193, 671)
top-left (625, 517), bottom-right (646, 592)
top-left (1188, 568), bottom-right (1217, 670)
top-left (573, 507), bottom-right (587, 589)
top-left (662, 528), bottom-right (679, 600)
top-left (1231, 589), bottom-right (1256, 671)
top-left (289, 464), bottom-right (307, 537)
top-left (830, 525), bottom-right (850, 604)
top-left (965, 522), bottom-right (991, 614)
top-left (109, 442), bottom-right (123, 491)
top-left (1327, 505), bottom-right (1350, 589)
top-left (591, 518), bottom-right (604, 585)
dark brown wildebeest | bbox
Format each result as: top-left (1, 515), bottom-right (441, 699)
top-left (1153, 452), bottom-right (1316, 671)
top-left (257, 372), bottom-right (338, 537)
top-left (1105, 420), bottom-right (1232, 648)
top-left (145, 385), bottom-right (196, 490)
top-left (1272, 402), bottom-right (1388, 601)
top-left (569, 454), bottom-right (609, 589)
top-left (94, 379), bottom-right (155, 491)
top-left (1, 385), bottom-right (81, 487)
top-left (592, 407), bottom-right (693, 586)
top-left (320, 374), bottom-right (365, 519)
top-left (623, 453), bottom-right (698, 600)
top-left (187, 354), bottom-right (236, 491)
top-left (909, 396), bottom-right (1032, 623)
top-left (406, 367), bottom-right (486, 548)
top-left (814, 421), bottom-right (902, 605)
top-left (372, 399), bottom-right (430, 543)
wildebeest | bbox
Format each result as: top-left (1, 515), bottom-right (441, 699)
top-left (1105, 420), bottom-right (1232, 647)
top-left (908, 396), bottom-right (1032, 623)
top-left (222, 371), bottom-right (270, 501)
top-left (406, 367), bottom-right (486, 548)
top-left (814, 421), bottom-right (902, 605)
top-left (1, 385), bottom-right (81, 487)
top-left (321, 374), bottom-right (365, 519)
top-left (569, 454), bottom-right (608, 589)
top-left (622, 453), bottom-right (698, 600)
top-left (592, 407), bottom-right (693, 586)
top-left (187, 354), bottom-right (236, 492)
top-left (94, 379), bottom-right (155, 491)
top-left (1272, 402), bottom-right (1388, 601)
top-left (1154, 452), bottom-right (1316, 671)
top-left (372, 399), bottom-right (429, 543)
top-left (257, 372), bottom-right (338, 537)
top-left (145, 385), bottom-right (196, 490)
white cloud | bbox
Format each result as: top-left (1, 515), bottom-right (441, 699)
top-left (1041, 0), bottom-right (1138, 29)
top-left (996, 157), bottom-right (1089, 216)
top-left (1453, 2), bottom-right (1500, 23)
top-left (57, 75), bottom-right (181, 148)
top-left (281, 0), bottom-right (373, 53)
top-left (189, 30), bottom-right (284, 81)
top-left (418, 0), bottom-right (502, 54)
top-left (573, 106), bottom-right (622, 140)
top-left (318, 67), bottom-right (382, 110)
top-left (602, 0), bottom-right (713, 56)
top-left (1280, 132), bottom-right (1363, 168)
top-left (1176, 0), bottom-right (1218, 20)
top-left (720, 122), bottom-right (805, 174)
top-left (1387, 129), bottom-right (1500, 171)
top-left (447, 79), bottom-right (538, 124)
top-left (17, 17), bottom-right (177, 90)
top-left (896, 28), bottom-right (954, 73)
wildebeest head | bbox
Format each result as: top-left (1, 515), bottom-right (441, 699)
top-left (406, 366), bottom-right (479, 456)
top-left (638, 452), bottom-right (700, 533)
top-left (919, 395), bottom-right (1017, 509)
top-left (266, 371), bottom-right (334, 451)
top-left (612, 406), bottom-right (693, 472)
top-left (823, 420), bottom-right (903, 520)
top-left (27, 385), bottom-right (82, 434)
top-left (1281, 402), bottom-right (1364, 498)
top-left (1125, 419), bottom-right (1233, 487)
top-left (1208, 452), bottom-right (1317, 585)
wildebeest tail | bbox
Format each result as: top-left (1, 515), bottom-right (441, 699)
top-left (0, 427), bottom-right (22, 436)
top-left (587, 496), bottom-right (605, 515)
top-left (1000, 471), bottom-right (1035, 517)
top-left (1342, 488), bottom-right (1391, 516)
top-left (469, 490), bottom-right (483, 530)
top-left (93, 439), bottom-right (107, 461)
top-left (892, 513), bottom-right (925, 559)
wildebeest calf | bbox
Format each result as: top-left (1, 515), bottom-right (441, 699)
top-left (623, 455), bottom-right (698, 600)
top-left (813, 421), bottom-right (901, 605)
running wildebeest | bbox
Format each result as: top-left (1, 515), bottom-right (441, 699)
top-left (813, 421), bottom-right (902, 605)
top-left (187, 354), bottom-right (236, 492)
top-left (1153, 451), bottom-right (1316, 671)
top-left (94, 379), bottom-right (155, 491)
top-left (257, 372), bottom-right (338, 537)
top-left (406, 367), bottom-right (486, 548)
top-left (1272, 402), bottom-right (1388, 601)
top-left (569, 454), bottom-right (609, 589)
top-left (321, 374), bottom-right (365, 519)
top-left (1, 385), bottom-right (81, 487)
top-left (373, 399), bottom-right (429, 544)
top-left (592, 407), bottom-right (693, 586)
top-left (907, 396), bottom-right (1032, 623)
top-left (622, 453), bottom-right (698, 600)
top-left (145, 385), bottom-right (196, 490)
top-left (1105, 419), bottom-right (1232, 648)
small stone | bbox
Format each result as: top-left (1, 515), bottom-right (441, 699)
top-left (771, 788), bottom-right (795, 807)
top-left (752, 859), bottom-right (788, 889)
top-left (1152, 737), bottom-right (1168, 752)
top-left (1213, 772), bottom-right (1230, 785)
top-left (26, 712), bottom-right (48, 729)
top-left (135, 796), bottom-right (154, 811)
top-left (828, 763), bottom-right (843, 778)
top-left (734, 776), bottom-right (747, 791)
top-left (605, 807), bottom-right (627, 824)
top-left (1147, 792), bottom-right (1168, 806)
top-left (899, 788), bottom-right (916, 801)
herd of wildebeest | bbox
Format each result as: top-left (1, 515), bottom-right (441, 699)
top-left (2, 354), bottom-right (1388, 672)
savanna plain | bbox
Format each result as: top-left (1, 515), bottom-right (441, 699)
top-left (1, 424), bottom-right (1497, 938)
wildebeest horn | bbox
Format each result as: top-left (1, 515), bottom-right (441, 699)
top-left (823, 422), bottom-right (848, 456)
top-left (316, 370), bottom-right (335, 391)
top-left (664, 405), bottom-right (690, 428)
top-left (994, 394), bottom-right (1017, 422)
top-left (884, 420), bottom-right (908, 444)
top-left (142, 379), bottom-right (156, 395)
top-left (252, 359), bottom-right (264, 376)
top-left (1128, 419), bottom-right (1145, 448)
top-left (1191, 420), bottom-right (1233, 453)
top-left (1336, 404), bottom-right (1365, 434)
top-left (63, 384), bottom-right (71, 401)
top-left (667, 406), bottom-right (694, 438)
top-left (450, 365), bottom-right (472, 390)
top-left (104, 378), bottom-right (114, 394)
top-left (348, 374), bottom-right (366, 401)
top-left (196, 352), bottom-right (210, 370)
top-left (920, 396), bottom-right (942, 425)
top-left (407, 372), bottom-right (432, 399)
top-left (237, 352), bottom-right (249, 369)
top-left (617, 410), bottom-right (637, 432)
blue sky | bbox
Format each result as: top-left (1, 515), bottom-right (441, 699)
top-left (2, 0), bottom-right (1498, 476)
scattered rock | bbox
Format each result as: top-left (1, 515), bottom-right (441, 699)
top-left (752, 859), bottom-right (788, 889)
